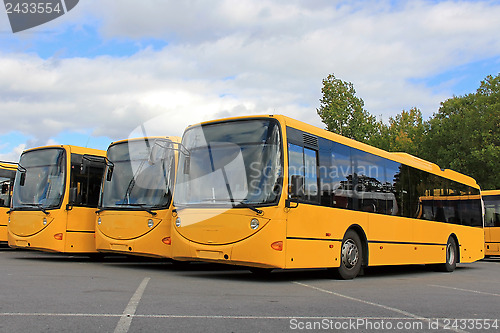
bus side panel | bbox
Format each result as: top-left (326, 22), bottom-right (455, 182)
top-left (65, 231), bottom-right (97, 253)
top-left (455, 226), bottom-right (484, 262)
top-left (285, 238), bottom-right (340, 269)
top-left (0, 207), bottom-right (7, 242)
top-left (285, 204), bottom-right (366, 269)
top-left (366, 214), bottom-right (415, 266)
top-left (414, 221), bottom-right (484, 263)
top-left (485, 227), bottom-right (500, 256)
top-left (66, 207), bottom-right (97, 232)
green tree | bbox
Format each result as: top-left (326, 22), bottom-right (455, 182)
top-left (317, 74), bottom-right (377, 143)
top-left (422, 74), bottom-right (500, 190)
top-left (369, 107), bottom-right (426, 157)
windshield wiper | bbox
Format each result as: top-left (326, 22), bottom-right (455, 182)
top-left (233, 202), bottom-right (263, 215)
top-left (115, 203), bottom-right (158, 216)
top-left (17, 203), bottom-right (50, 215)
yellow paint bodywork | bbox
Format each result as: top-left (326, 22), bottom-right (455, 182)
top-left (8, 145), bottom-right (105, 253)
top-left (95, 210), bottom-right (173, 258)
top-left (171, 115), bottom-right (485, 270)
top-left (483, 190), bottom-right (500, 256)
top-left (94, 136), bottom-right (180, 258)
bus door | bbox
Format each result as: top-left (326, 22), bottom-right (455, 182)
top-left (65, 153), bottom-right (105, 251)
top-left (285, 137), bottom-right (340, 268)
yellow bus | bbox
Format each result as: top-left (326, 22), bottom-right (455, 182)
top-left (171, 115), bottom-right (484, 279)
top-left (0, 161), bottom-right (17, 244)
top-left (483, 190), bottom-right (500, 256)
top-left (8, 145), bottom-right (106, 254)
top-left (95, 136), bottom-right (180, 258)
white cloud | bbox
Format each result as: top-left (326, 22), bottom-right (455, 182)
top-left (1, 0), bottom-right (500, 161)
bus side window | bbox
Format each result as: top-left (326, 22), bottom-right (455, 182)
top-left (70, 154), bottom-right (106, 208)
top-left (288, 143), bottom-right (304, 200)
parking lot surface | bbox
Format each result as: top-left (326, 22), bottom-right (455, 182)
top-left (0, 246), bottom-right (499, 332)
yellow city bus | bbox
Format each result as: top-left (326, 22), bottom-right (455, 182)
top-left (0, 161), bottom-right (17, 244)
top-left (483, 190), bottom-right (500, 256)
top-left (8, 145), bottom-right (106, 254)
top-left (171, 115), bottom-right (484, 279)
top-left (95, 136), bottom-right (180, 258)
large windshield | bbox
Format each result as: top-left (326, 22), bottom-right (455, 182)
top-left (175, 119), bottom-right (283, 207)
top-left (100, 138), bottom-right (176, 209)
top-left (13, 148), bottom-right (66, 209)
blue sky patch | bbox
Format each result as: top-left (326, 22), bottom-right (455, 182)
top-left (2, 24), bottom-right (167, 59)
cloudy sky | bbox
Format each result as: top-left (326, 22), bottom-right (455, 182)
top-left (1, 0), bottom-right (500, 161)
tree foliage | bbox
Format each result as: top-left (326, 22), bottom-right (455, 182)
top-left (422, 74), bottom-right (500, 190)
top-left (369, 107), bottom-right (425, 156)
top-left (317, 74), bottom-right (377, 143)
top-left (317, 72), bottom-right (500, 190)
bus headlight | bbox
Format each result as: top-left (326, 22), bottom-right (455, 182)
top-left (175, 217), bottom-right (181, 227)
top-left (97, 217), bottom-right (101, 225)
top-left (43, 217), bottom-right (47, 225)
top-left (148, 219), bottom-right (154, 228)
top-left (250, 218), bottom-right (259, 230)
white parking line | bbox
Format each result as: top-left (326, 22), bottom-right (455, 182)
top-left (0, 312), bottom-right (494, 321)
top-left (293, 281), bottom-right (467, 333)
top-left (113, 277), bottom-right (150, 333)
top-left (429, 284), bottom-right (500, 297)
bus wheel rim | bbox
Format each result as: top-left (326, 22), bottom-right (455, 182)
top-left (447, 243), bottom-right (455, 265)
top-left (342, 239), bottom-right (358, 269)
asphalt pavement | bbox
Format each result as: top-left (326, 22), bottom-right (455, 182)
top-left (0, 246), bottom-right (499, 333)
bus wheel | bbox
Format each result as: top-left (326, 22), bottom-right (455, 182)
top-left (438, 237), bottom-right (458, 272)
top-left (337, 230), bottom-right (362, 280)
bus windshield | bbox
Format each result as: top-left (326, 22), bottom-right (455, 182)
top-left (175, 119), bottom-right (283, 208)
top-left (100, 138), bottom-right (176, 210)
top-left (13, 148), bottom-right (66, 210)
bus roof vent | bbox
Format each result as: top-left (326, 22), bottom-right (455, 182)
top-left (303, 133), bottom-right (318, 147)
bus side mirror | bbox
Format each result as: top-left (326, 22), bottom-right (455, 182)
top-left (69, 187), bottom-right (78, 204)
top-left (80, 160), bottom-right (87, 175)
top-left (19, 172), bottom-right (26, 186)
top-left (290, 175), bottom-right (304, 199)
top-left (106, 166), bottom-right (114, 181)
top-left (67, 187), bottom-right (78, 210)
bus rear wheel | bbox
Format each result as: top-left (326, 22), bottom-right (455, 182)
top-left (438, 237), bottom-right (458, 272)
top-left (336, 230), bottom-right (363, 280)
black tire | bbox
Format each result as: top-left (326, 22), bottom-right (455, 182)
top-left (249, 267), bottom-right (273, 277)
top-left (437, 237), bottom-right (458, 272)
top-left (87, 253), bottom-right (105, 261)
top-left (336, 230), bottom-right (363, 280)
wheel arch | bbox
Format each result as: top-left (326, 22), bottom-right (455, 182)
top-left (345, 224), bottom-right (369, 267)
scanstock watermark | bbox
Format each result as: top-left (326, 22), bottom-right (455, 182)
top-left (3, 0), bottom-right (79, 33)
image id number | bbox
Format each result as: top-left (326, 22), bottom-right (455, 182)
top-left (5, 2), bottom-right (62, 14)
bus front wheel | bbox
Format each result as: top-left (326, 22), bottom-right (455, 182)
top-left (336, 230), bottom-right (363, 280)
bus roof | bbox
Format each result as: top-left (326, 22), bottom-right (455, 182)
top-left (482, 189), bottom-right (500, 196)
top-left (109, 136), bottom-right (181, 147)
top-left (0, 161), bottom-right (18, 170)
top-left (22, 145), bottom-right (106, 157)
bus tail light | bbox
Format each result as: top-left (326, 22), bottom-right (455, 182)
top-left (54, 233), bottom-right (63, 240)
top-left (162, 237), bottom-right (171, 245)
top-left (271, 241), bottom-right (283, 251)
